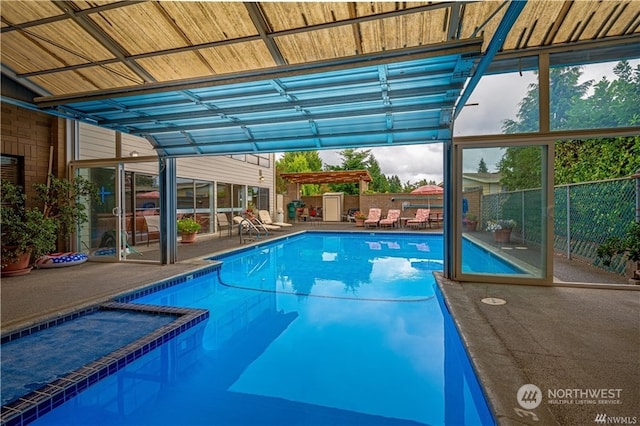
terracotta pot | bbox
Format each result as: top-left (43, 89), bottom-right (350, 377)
top-left (181, 232), bottom-right (197, 243)
top-left (1, 250), bottom-right (33, 276)
top-left (465, 221), bottom-right (478, 232)
top-left (493, 228), bottom-right (512, 243)
top-left (355, 218), bottom-right (365, 227)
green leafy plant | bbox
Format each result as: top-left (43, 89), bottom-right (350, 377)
top-left (596, 221), bottom-right (640, 279)
top-left (354, 211), bottom-right (367, 220)
top-left (1, 180), bottom-right (56, 267)
top-left (1, 176), bottom-right (98, 268)
top-left (33, 176), bottom-right (98, 239)
top-left (177, 217), bottom-right (201, 234)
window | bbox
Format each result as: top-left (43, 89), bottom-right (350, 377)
top-left (0, 155), bottom-right (23, 187)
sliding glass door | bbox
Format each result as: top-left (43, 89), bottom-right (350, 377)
top-left (72, 160), bottom-right (161, 263)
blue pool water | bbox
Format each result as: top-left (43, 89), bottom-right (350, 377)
top-left (32, 233), bottom-right (500, 425)
top-left (1, 310), bottom-right (176, 406)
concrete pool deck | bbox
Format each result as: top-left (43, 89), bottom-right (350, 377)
top-left (2, 222), bottom-right (638, 425)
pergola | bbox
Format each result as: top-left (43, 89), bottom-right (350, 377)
top-left (2, 1), bottom-right (639, 271)
top-left (280, 170), bottom-right (373, 196)
top-left (279, 171), bottom-right (372, 184)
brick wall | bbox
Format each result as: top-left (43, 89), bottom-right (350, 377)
top-left (288, 188), bottom-right (484, 223)
top-left (1, 103), bottom-right (66, 204)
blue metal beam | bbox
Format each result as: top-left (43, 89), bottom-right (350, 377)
top-left (453, 0), bottom-right (527, 119)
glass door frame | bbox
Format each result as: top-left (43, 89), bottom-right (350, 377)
top-left (452, 138), bottom-right (555, 285)
top-left (70, 157), bottom-right (160, 264)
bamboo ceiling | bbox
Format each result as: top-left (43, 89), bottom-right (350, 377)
top-left (3, 1), bottom-right (638, 99)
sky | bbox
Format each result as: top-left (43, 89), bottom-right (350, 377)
top-left (278, 59), bottom-right (638, 185)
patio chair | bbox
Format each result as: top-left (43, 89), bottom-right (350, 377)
top-left (258, 209), bottom-right (292, 227)
top-left (379, 209), bottom-right (401, 228)
top-left (406, 208), bottom-right (430, 229)
top-left (216, 212), bottom-right (232, 237)
top-left (143, 215), bottom-right (160, 246)
top-left (299, 207), bottom-right (310, 222)
top-left (364, 208), bottom-right (381, 228)
top-left (344, 208), bottom-right (359, 222)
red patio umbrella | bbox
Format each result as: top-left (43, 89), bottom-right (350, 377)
top-left (410, 185), bottom-right (443, 195)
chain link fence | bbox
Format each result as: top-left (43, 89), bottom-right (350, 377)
top-left (483, 176), bottom-right (637, 275)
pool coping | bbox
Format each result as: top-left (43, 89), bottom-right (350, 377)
top-left (434, 272), bottom-right (560, 425)
top-left (0, 263), bottom-right (222, 426)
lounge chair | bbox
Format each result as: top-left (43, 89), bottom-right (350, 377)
top-left (406, 208), bottom-right (430, 229)
top-left (216, 212), bottom-right (232, 237)
top-left (364, 208), bottom-right (381, 228)
top-left (254, 217), bottom-right (281, 231)
top-left (239, 215), bottom-right (281, 232)
top-left (258, 210), bottom-right (292, 227)
top-left (233, 216), bottom-right (264, 236)
top-left (379, 209), bottom-right (401, 228)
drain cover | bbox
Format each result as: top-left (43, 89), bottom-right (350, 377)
top-left (481, 297), bottom-right (507, 305)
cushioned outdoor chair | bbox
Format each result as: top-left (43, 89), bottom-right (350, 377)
top-left (364, 208), bottom-right (381, 228)
top-left (233, 215), bottom-right (261, 236)
top-left (253, 217), bottom-right (281, 231)
top-left (379, 209), bottom-right (401, 228)
top-left (143, 215), bottom-right (160, 246)
top-left (406, 208), bottom-right (430, 229)
top-left (216, 212), bottom-right (232, 237)
top-left (258, 209), bottom-right (292, 227)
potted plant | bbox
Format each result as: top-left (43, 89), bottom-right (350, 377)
top-left (354, 211), bottom-right (367, 227)
top-left (464, 214), bottom-right (478, 232)
top-left (1, 176), bottom-right (98, 275)
top-left (244, 202), bottom-right (256, 219)
top-left (177, 217), bottom-right (201, 243)
top-left (596, 221), bottom-right (640, 285)
top-left (486, 219), bottom-right (516, 243)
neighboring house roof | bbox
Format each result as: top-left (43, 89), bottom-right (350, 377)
top-left (462, 173), bottom-right (502, 184)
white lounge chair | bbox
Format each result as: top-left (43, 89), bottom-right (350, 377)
top-left (258, 210), bottom-right (292, 227)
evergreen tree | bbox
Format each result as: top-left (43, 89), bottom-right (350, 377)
top-left (387, 175), bottom-right (403, 193)
top-left (555, 137), bottom-right (640, 184)
top-left (328, 148), bottom-right (371, 195)
top-left (368, 156), bottom-right (389, 193)
top-left (502, 66), bottom-right (592, 133)
top-left (499, 61), bottom-right (640, 189)
top-left (477, 158), bottom-right (488, 173)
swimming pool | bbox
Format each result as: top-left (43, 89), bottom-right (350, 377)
top-left (25, 232), bottom-right (499, 425)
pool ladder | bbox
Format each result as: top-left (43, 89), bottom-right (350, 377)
top-left (237, 217), bottom-right (268, 244)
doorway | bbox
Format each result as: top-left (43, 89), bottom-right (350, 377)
top-left (72, 159), bottom-right (161, 263)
